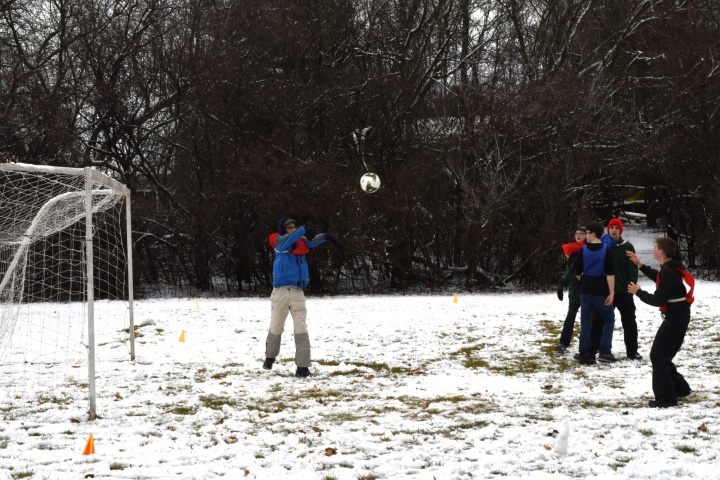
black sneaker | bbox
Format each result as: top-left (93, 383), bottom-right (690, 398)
top-left (598, 352), bottom-right (618, 364)
top-left (577, 355), bottom-right (596, 365)
top-left (678, 388), bottom-right (693, 398)
top-left (573, 352), bottom-right (580, 360)
top-left (295, 367), bottom-right (311, 378)
top-left (649, 400), bottom-right (676, 408)
top-left (627, 352), bottom-right (643, 360)
top-left (554, 344), bottom-right (567, 355)
top-left (262, 358), bottom-right (275, 370)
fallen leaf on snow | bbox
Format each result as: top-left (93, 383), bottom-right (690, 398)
top-left (543, 445), bottom-right (552, 450)
top-left (325, 447), bottom-right (337, 456)
top-left (698, 423), bottom-right (708, 432)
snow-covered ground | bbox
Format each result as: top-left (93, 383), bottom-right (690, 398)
top-left (1, 226), bottom-right (719, 480)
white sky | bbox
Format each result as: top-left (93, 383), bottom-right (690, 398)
top-left (0, 224), bottom-right (718, 479)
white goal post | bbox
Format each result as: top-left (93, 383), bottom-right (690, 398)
top-left (0, 162), bottom-right (135, 420)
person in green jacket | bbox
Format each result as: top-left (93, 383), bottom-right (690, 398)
top-left (554, 226), bottom-right (586, 355)
top-left (591, 218), bottom-right (642, 360)
top-left (627, 237), bottom-right (694, 408)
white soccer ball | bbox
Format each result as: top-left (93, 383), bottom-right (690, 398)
top-left (360, 172), bottom-right (381, 193)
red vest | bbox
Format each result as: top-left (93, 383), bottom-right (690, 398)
top-left (656, 267), bottom-right (695, 312)
top-left (269, 232), bottom-right (309, 255)
top-left (561, 241), bottom-right (585, 257)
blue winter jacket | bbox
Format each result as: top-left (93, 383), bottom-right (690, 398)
top-left (272, 226), bottom-right (327, 288)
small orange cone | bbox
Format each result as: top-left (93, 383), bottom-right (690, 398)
top-left (82, 434), bottom-right (95, 455)
top-left (178, 330), bottom-right (186, 342)
top-left (453, 293), bottom-right (459, 303)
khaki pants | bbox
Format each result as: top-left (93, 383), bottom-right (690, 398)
top-left (265, 286), bottom-right (311, 367)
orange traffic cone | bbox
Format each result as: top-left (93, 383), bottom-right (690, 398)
top-left (453, 293), bottom-right (458, 303)
top-left (82, 434), bottom-right (95, 455)
top-left (178, 330), bottom-right (186, 342)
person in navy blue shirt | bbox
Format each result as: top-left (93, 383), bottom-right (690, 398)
top-left (574, 223), bottom-right (617, 364)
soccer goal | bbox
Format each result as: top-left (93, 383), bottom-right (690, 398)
top-left (0, 163), bottom-right (135, 420)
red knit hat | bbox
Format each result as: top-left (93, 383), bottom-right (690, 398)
top-left (607, 218), bottom-right (623, 234)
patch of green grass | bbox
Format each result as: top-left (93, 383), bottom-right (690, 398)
top-left (488, 356), bottom-right (543, 376)
top-left (639, 429), bottom-right (654, 437)
top-left (200, 395), bottom-right (238, 410)
top-left (211, 370), bottom-right (239, 380)
top-left (315, 359), bottom-right (341, 366)
top-left (357, 474), bottom-right (378, 480)
top-left (34, 394), bottom-right (72, 406)
top-left (578, 399), bottom-right (614, 409)
top-left (431, 395), bottom-right (469, 404)
top-left (611, 457), bottom-right (632, 470)
top-left (109, 462), bottom-right (128, 470)
top-left (452, 345), bottom-right (490, 369)
top-left (11, 471), bottom-right (34, 479)
top-left (453, 420), bottom-right (490, 430)
top-left (538, 318), bottom-right (563, 338)
top-left (329, 368), bottom-right (366, 377)
top-left (166, 404), bottom-right (198, 415)
top-left (123, 325), bottom-right (144, 338)
top-left (675, 445), bottom-right (697, 454)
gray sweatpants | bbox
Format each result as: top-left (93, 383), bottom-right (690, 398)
top-left (265, 286), bottom-right (311, 367)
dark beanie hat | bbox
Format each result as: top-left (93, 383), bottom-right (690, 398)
top-left (277, 216), bottom-right (297, 234)
top-left (607, 218), bottom-right (623, 234)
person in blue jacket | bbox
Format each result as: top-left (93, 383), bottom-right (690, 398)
top-left (573, 222), bottom-right (617, 365)
top-left (263, 216), bottom-right (339, 377)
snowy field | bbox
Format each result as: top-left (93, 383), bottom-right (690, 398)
top-left (1, 227), bottom-right (719, 480)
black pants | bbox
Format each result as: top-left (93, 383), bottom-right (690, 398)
top-left (650, 305), bottom-right (691, 405)
top-left (559, 302), bottom-right (580, 347)
top-left (591, 294), bottom-right (638, 356)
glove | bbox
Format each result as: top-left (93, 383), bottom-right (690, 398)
top-left (556, 284), bottom-right (564, 301)
top-left (303, 224), bottom-right (317, 241)
top-left (325, 233), bottom-right (341, 247)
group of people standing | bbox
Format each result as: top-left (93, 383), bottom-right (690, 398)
top-left (555, 218), bottom-right (695, 408)
top-left (259, 214), bottom-right (694, 409)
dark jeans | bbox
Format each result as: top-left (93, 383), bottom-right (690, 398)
top-left (591, 294), bottom-right (638, 356)
top-left (559, 303), bottom-right (580, 347)
top-left (651, 304), bottom-right (691, 405)
top-left (579, 294), bottom-right (615, 358)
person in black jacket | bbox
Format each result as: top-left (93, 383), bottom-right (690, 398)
top-left (627, 237), bottom-right (694, 408)
top-left (554, 226), bottom-right (586, 355)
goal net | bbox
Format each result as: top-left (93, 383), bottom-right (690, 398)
top-left (0, 163), bottom-right (134, 420)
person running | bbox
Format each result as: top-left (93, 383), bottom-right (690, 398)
top-left (627, 237), bottom-right (694, 408)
